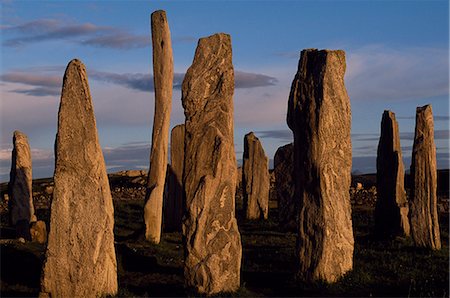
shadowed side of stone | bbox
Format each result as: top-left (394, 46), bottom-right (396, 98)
top-left (40, 59), bottom-right (118, 297)
top-left (144, 10), bottom-right (174, 243)
top-left (409, 105), bottom-right (441, 250)
top-left (182, 33), bottom-right (242, 295)
top-left (287, 49), bottom-right (354, 282)
top-left (8, 130), bottom-right (36, 240)
top-left (164, 124), bottom-right (185, 232)
top-left (274, 143), bottom-right (296, 231)
top-left (242, 132), bottom-right (270, 220)
top-left (375, 110), bottom-right (410, 239)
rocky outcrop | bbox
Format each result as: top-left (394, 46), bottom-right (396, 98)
top-left (8, 130), bottom-right (36, 240)
top-left (164, 124), bottom-right (185, 232)
top-left (375, 110), bottom-right (410, 238)
top-left (40, 59), bottom-right (117, 297)
top-left (242, 132), bottom-right (270, 220)
top-left (181, 33), bottom-right (242, 295)
top-left (30, 220), bottom-right (47, 244)
top-left (409, 105), bottom-right (441, 250)
top-left (144, 10), bottom-right (174, 243)
top-left (287, 49), bottom-right (354, 282)
top-left (274, 143), bottom-right (296, 230)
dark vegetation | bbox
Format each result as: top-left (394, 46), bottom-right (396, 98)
top-left (0, 172), bottom-right (448, 297)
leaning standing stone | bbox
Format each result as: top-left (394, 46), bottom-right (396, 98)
top-left (8, 130), bottom-right (36, 240)
top-left (242, 132), bottom-right (270, 219)
top-left (287, 49), bottom-right (354, 282)
top-left (40, 59), bottom-right (118, 297)
top-left (144, 10), bottom-right (174, 243)
top-left (164, 124), bottom-right (185, 232)
top-left (409, 105), bottom-right (441, 250)
top-left (182, 33), bottom-right (242, 295)
top-left (274, 143), bottom-right (296, 230)
top-left (375, 110), bottom-right (410, 238)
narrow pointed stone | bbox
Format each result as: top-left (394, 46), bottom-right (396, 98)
top-left (144, 10), bottom-right (174, 243)
top-left (9, 130), bottom-right (36, 240)
top-left (287, 49), bottom-right (354, 282)
top-left (40, 59), bottom-right (117, 297)
top-left (410, 105), bottom-right (441, 250)
top-left (182, 33), bottom-right (242, 295)
top-left (375, 110), bottom-right (410, 238)
top-left (274, 143), bottom-right (296, 230)
top-left (242, 132), bottom-right (270, 220)
top-left (164, 124), bottom-right (185, 232)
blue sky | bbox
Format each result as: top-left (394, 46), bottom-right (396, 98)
top-left (0, 0), bottom-right (449, 181)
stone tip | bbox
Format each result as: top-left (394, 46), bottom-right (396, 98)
top-left (152, 9), bottom-right (166, 15)
top-left (13, 130), bottom-right (24, 136)
top-left (417, 104), bottom-right (432, 113)
top-left (151, 10), bottom-right (167, 22)
top-left (383, 110), bottom-right (395, 119)
top-left (245, 131), bottom-right (257, 140)
top-left (199, 32), bottom-right (231, 43)
top-left (65, 59), bottom-right (86, 74)
top-left (13, 130), bottom-right (27, 141)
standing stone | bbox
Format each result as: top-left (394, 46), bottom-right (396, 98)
top-left (182, 33), bottom-right (242, 295)
top-left (144, 10), bottom-right (174, 243)
top-left (287, 49), bottom-right (354, 282)
top-left (164, 124), bottom-right (185, 232)
top-left (274, 143), bottom-right (296, 230)
top-left (409, 105), bottom-right (441, 250)
top-left (242, 132), bottom-right (270, 220)
top-left (375, 110), bottom-right (410, 238)
top-left (8, 130), bottom-right (36, 240)
top-left (40, 59), bottom-right (117, 297)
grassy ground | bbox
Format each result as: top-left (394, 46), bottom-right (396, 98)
top-left (1, 182), bottom-right (448, 297)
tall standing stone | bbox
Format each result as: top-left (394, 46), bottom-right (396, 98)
top-left (40, 59), bottom-right (117, 297)
top-left (242, 132), bottom-right (270, 220)
top-left (164, 124), bottom-right (185, 232)
top-left (182, 33), bottom-right (242, 295)
top-left (8, 130), bottom-right (36, 240)
top-left (375, 110), bottom-right (410, 238)
top-left (144, 10), bottom-right (173, 243)
top-left (409, 105), bottom-right (441, 250)
top-left (274, 143), bottom-right (296, 230)
top-left (287, 49), bottom-right (354, 282)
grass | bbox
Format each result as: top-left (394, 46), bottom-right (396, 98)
top-left (1, 188), bottom-right (448, 297)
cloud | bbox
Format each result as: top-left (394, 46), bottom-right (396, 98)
top-left (397, 115), bottom-right (449, 121)
top-left (346, 45), bottom-right (449, 102)
top-left (399, 130), bottom-right (449, 141)
top-left (234, 71), bottom-right (278, 88)
top-left (81, 32), bottom-right (150, 49)
top-left (1, 67), bottom-right (278, 96)
top-left (2, 18), bottom-right (149, 50)
top-left (255, 129), bottom-right (293, 143)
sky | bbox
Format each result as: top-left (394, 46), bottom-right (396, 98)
top-left (0, 0), bottom-right (449, 181)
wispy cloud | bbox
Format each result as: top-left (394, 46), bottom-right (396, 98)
top-left (1, 67), bottom-right (279, 96)
top-left (235, 71), bottom-right (278, 88)
top-left (397, 115), bottom-right (450, 121)
top-left (2, 18), bottom-right (149, 49)
top-left (346, 45), bottom-right (449, 102)
top-left (255, 129), bottom-right (293, 143)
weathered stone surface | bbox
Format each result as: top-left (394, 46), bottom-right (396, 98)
top-left (30, 220), bottom-right (47, 244)
top-left (375, 110), bottom-right (410, 238)
top-left (144, 10), bottom-right (174, 243)
top-left (274, 143), bottom-right (296, 230)
top-left (8, 130), bottom-right (36, 240)
top-left (40, 59), bottom-right (117, 297)
top-left (409, 105), bottom-right (441, 250)
top-left (242, 132), bottom-right (270, 220)
top-left (181, 33), bottom-right (242, 294)
top-left (164, 124), bottom-right (185, 232)
top-left (287, 49), bottom-right (354, 282)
